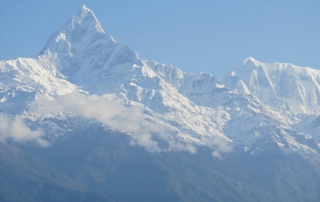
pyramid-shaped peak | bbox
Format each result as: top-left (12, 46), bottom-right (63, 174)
top-left (243, 56), bottom-right (258, 63)
top-left (38, 5), bottom-right (141, 78)
top-left (78, 5), bottom-right (95, 19)
top-left (82, 5), bottom-right (90, 11)
top-left (39, 5), bottom-right (110, 56)
top-left (71, 5), bottom-right (104, 33)
top-left (242, 57), bottom-right (261, 66)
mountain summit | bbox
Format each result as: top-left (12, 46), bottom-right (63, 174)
top-left (1, 6), bottom-right (320, 201)
top-left (40, 5), bottom-right (105, 56)
top-left (225, 57), bottom-right (320, 115)
top-left (1, 5), bottom-right (320, 157)
top-left (38, 5), bottom-right (137, 80)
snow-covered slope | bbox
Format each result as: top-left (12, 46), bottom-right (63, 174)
top-left (223, 57), bottom-right (320, 153)
top-left (0, 56), bottom-right (79, 114)
top-left (224, 57), bottom-right (320, 116)
top-left (1, 6), bottom-right (320, 160)
top-left (39, 5), bottom-right (142, 94)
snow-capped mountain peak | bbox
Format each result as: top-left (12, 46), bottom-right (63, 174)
top-left (77, 5), bottom-right (104, 33)
top-left (39, 5), bottom-right (107, 56)
top-left (225, 57), bottom-right (320, 117)
top-left (2, 6), bottom-right (320, 201)
top-left (1, 6), bottom-right (320, 160)
top-left (37, 5), bottom-right (143, 81)
top-left (242, 56), bottom-right (260, 66)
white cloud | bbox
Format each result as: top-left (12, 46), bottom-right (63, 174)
top-left (212, 151), bottom-right (222, 158)
top-left (130, 132), bottom-right (161, 153)
top-left (40, 93), bottom-right (143, 132)
top-left (0, 113), bottom-right (49, 147)
top-left (205, 137), bottom-right (233, 158)
top-left (40, 93), bottom-right (164, 152)
top-left (129, 121), bottom-right (198, 154)
top-left (37, 93), bottom-right (232, 156)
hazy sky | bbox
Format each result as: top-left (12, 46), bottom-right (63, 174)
top-left (0, 0), bottom-right (319, 77)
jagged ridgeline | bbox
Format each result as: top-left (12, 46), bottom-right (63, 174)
top-left (1, 5), bottom-right (320, 202)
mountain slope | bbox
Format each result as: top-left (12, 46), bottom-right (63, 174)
top-left (1, 5), bottom-right (320, 202)
top-left (0, 141), bottom-right (117, 202)
top-left (22, 126), bottom-right (320, 202)
top-left (224, 57), bottom-right (320, 116)
top-left (0, 5), bottom-right (319, 159)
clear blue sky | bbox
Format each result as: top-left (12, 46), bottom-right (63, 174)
top-left (0, 0), bottom-right (319, 77)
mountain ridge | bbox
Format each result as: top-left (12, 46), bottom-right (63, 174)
top-left (1, 5), bottom-right (320, 202)
top-left (0, 5), bottom-right (319, 159)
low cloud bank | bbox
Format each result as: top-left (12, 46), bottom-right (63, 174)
top-left (40, 93), bottom-right (143, 132)
top-left (39, 93), bottom-right (200, 153)
top-left (38, 93), bottom-right (232, 156)
top-left (0, 113), bottom-right (49, 147)
top-left (205, 137), bottom-right (233, 158)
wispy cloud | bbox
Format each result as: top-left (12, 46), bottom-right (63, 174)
top-left (40, 93), bottom-right (164, 152)
top-left (0, 113), bottom-right (49, 147)
top-left (37, 93), bottom-right (232, 156)
top-left (205, 137), bottom-right (233, 158)
top-left (40, 93), bottom-right (143, 132)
